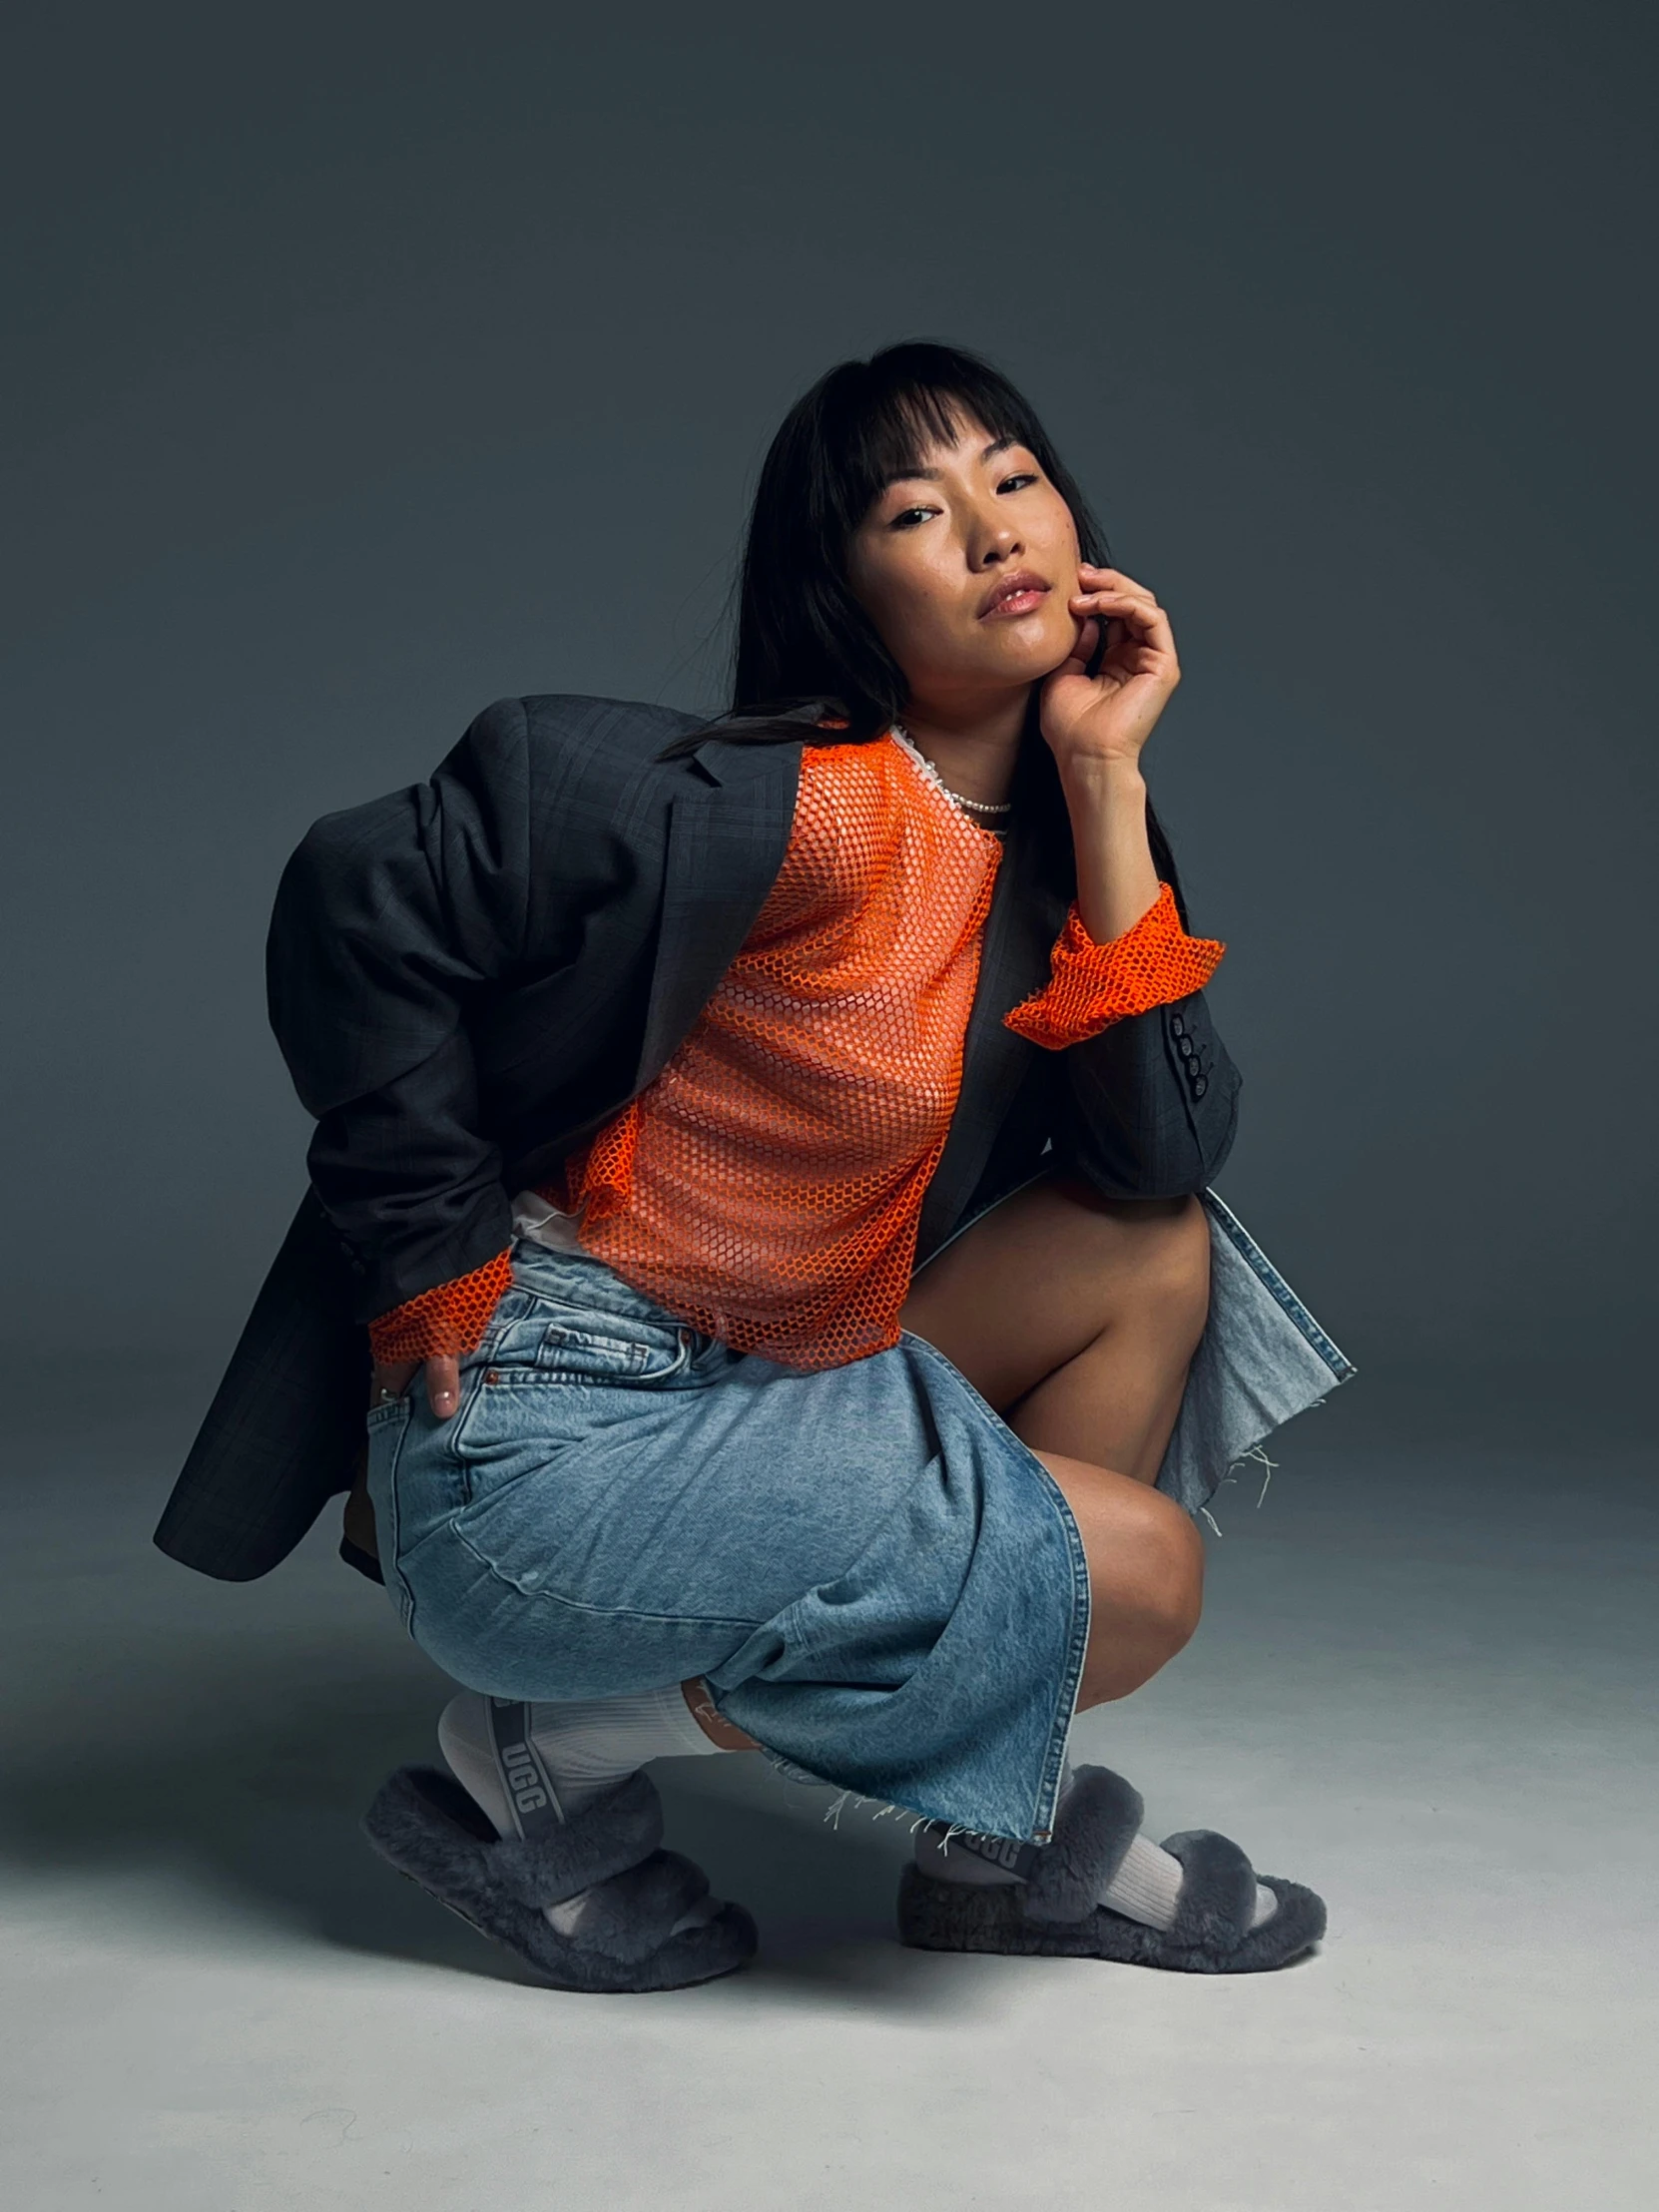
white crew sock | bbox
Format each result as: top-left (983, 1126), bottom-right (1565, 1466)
top-left (913, 1764), bottom-right (1278, 1933)
top-left (439, 1684), bottom-right (729, 1826)
top-left (438, 1686), bottom-right (735, 1938)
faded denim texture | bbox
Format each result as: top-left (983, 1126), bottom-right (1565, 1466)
top-left (366, 1179), bottom-right (1351, 1846)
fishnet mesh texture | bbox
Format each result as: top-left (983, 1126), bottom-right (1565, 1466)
top-left (367, 735), bottom-right (1225, 1367)
top-left (1002, 880), bottom-right (1223, 1047)
top-left (537, 735), bottom-right (1004, 1368)
top-left (367, 1246), bottom-right (515, 1364)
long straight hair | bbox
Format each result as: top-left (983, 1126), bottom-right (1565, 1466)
top-left (658, 340), bottom-right (1185, 909)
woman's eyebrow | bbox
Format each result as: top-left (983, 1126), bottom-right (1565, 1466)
top-left (878, 435), bottom-right (1019, 490)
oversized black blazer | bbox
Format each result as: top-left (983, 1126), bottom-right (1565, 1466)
top-left (154, 694), bottom-right (1241, 1582)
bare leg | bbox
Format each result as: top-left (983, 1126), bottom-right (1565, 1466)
top-left (1034, 1452), bottom-right (1204, 1710)
top-left (899, 1176), bottom-right (1212, 1711)
top-left (900, 1176), bottom-right (1211, 1482)
top-left (1007, 1200), bottom-right (1209, 1484)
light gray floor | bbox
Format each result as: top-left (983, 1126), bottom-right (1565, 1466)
top-left (3, 1366), bottom-right (1655, 2211)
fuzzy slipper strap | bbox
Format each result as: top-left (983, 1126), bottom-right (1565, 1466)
top-left (364, 1764), bottom-right (664, 1910)
top-left (1021, 1765), bottom-right (1146, 1925)
top-left (1160, 1829), bottom-right (1261, 1952)
top-left (574, 1850), bottom-right (715, 1963)
top-left (489, 1772), bottom-right (666, 1907)
top-left (362, 1765), bottom-right (759, 1992)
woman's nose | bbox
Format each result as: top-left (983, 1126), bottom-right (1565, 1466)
top-left (972, 518), bottom-right (1022, 567)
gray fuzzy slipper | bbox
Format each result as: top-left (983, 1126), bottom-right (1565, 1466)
top-left (896, 1764), bottom-right (1326, 1973)
top-left (362, 1763), bottom-right (758, 1992)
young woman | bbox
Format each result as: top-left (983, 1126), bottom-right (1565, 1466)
top-left (157, 342), bottom-right (1352, 1991)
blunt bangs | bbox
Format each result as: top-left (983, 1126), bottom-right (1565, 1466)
top-left (807, 346), bottom-right (1091, 551)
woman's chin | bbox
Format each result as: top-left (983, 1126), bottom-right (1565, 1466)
top-left (911, 624), bottom-right (1079, 702)
top-left (957, 624), bottom-right (1070, 687)
top-left (1006, 633), bottom-right (1081, 686)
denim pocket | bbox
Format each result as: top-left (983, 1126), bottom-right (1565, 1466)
top-left (477, 1292), bottom-right (698, 1387)
top-left (448, 1313), bottom-right (704, 1516)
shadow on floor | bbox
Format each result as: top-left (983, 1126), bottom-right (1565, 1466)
top-left (0, 1618), bottom-right (961, 2011)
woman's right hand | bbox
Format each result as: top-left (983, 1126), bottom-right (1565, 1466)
top-left (368, 1355), bottom-right (462, 1419)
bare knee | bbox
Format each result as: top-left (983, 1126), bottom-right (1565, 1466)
top-left (1074, 1476), bottom-right (1205, 1708)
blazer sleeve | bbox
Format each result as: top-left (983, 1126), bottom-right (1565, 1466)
top-left (1003, 883), bottom-right (1243, 1198)
top-left (265, 697), bottom-right (535, 1329)
top-left (1045, 988), bottom-right (1242, 1198)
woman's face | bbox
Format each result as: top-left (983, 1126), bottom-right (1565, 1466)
top-left (845, 411), bottom-right (1085, 709)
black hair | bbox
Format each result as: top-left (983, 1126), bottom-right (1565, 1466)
top-left (658, 338), bottom-right (1185, 908)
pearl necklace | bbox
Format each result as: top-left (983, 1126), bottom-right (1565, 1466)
top-left (889, 723), bottom-right (1014, 823)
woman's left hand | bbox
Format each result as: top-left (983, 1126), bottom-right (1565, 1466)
top-left (1039, 563), bottom-right (1181, 775)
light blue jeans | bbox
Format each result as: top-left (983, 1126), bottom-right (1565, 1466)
top-left (365, 1178), bottom-right (1352, 1845)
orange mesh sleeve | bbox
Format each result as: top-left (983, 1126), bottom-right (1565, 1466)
top-left (1001, 881), bottom-right (1225, 1050)
top-left (561, 1098), bottom-right (642, 1226)
top-left (366, 1247), bottom-right (515, 1364)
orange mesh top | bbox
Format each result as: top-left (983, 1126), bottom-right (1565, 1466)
top-left (367, 732), bottom-right (1224, 1367)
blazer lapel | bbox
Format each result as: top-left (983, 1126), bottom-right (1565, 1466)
top-left (631, 738), bottom-right (803, 1092)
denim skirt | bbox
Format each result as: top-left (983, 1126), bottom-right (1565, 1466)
top-left (365, 1177), bottom-right (1353, 1847)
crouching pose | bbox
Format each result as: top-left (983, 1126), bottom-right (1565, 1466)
top-left (157, 342), bottom-right (1353, 1991)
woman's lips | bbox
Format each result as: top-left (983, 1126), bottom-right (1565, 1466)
top-left (977, 572), bottom-right (1050, 619)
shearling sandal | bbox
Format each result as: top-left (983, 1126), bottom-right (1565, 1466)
top-left (896, 1763), bottom-right (1326, 1973)
top-left (362, 1762), bottom-right (759, 1992)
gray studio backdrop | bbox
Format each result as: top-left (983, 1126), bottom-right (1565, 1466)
top-left (5, 3), bottom-right (1653, 1437)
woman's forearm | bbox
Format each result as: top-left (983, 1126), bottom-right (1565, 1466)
top-left (1057, 757), bottom-right (1162, 943)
